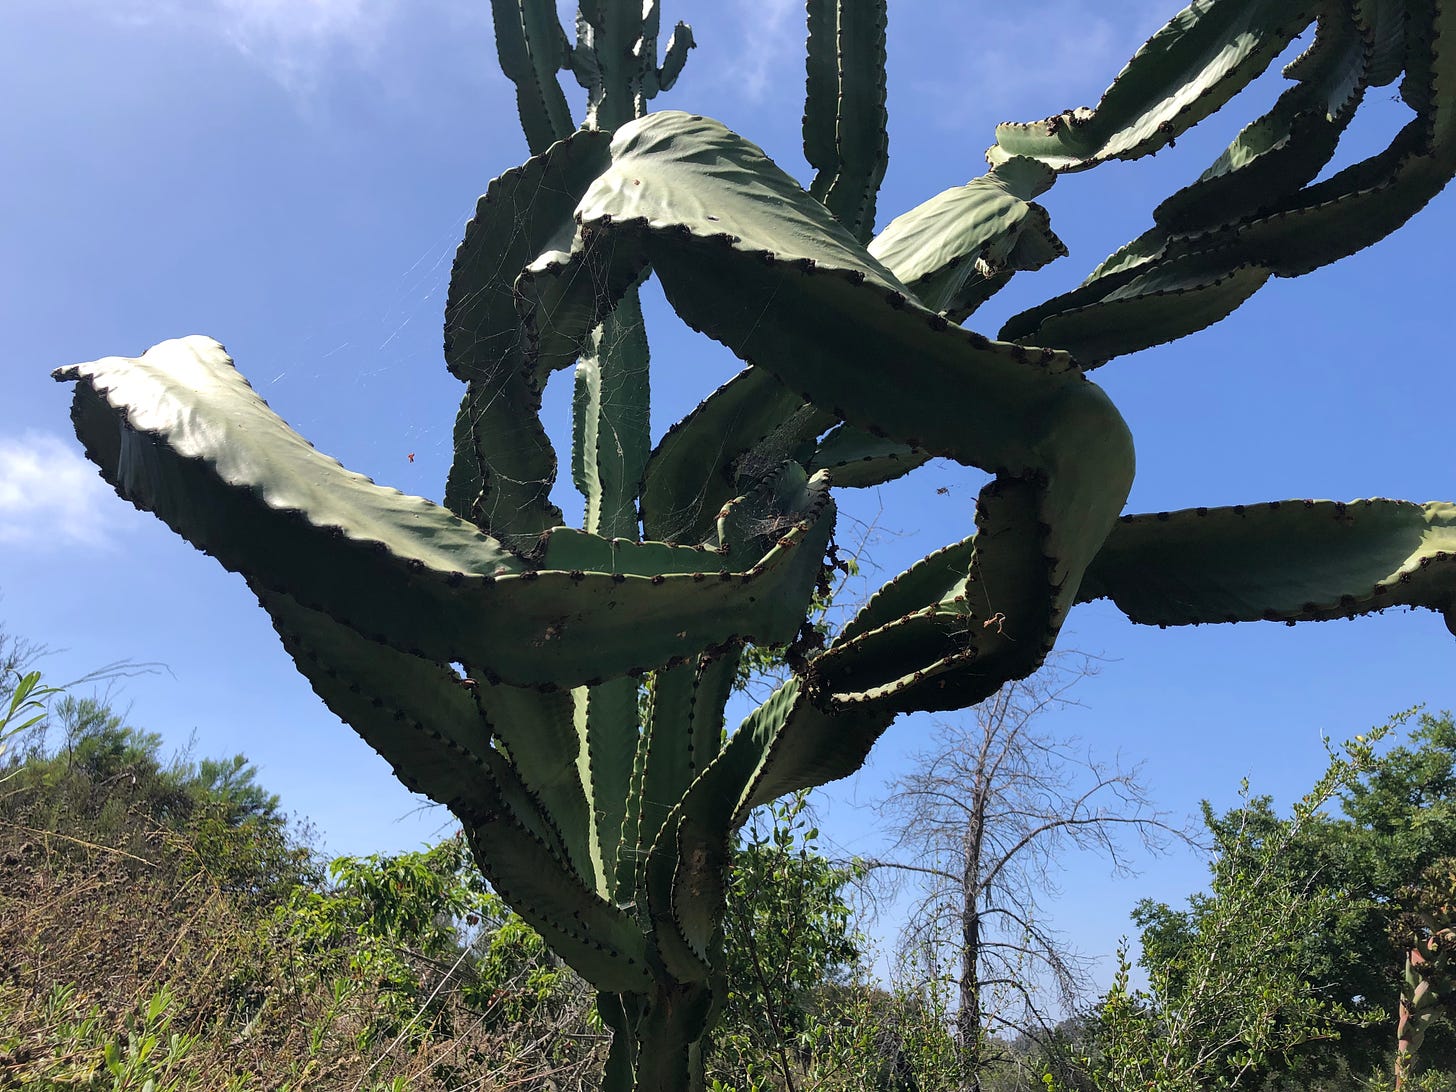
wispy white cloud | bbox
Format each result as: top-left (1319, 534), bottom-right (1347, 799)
top-left (213, 0), bottom-right (399, 93)
top-left (98, 0), bottom-right (418, 96)
top-left (0, 432), bottom-right (125, 550)
top-left (724, 0), bottom-right (799, 103)
top-left (908, 1), bottom-right (1175, 133)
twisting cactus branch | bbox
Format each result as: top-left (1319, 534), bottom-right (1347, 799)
top-left (52, 1), bottom-right (1456, 1088)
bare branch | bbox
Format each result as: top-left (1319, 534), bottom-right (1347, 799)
top-left (869, 651), bottom-right (1194, 1079)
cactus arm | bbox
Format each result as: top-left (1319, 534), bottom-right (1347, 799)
top-left (264, 588), bottom-right (588, 883)
top-left (644, 153), bottom-right (1059, 544)
top-left (640, 368), bottom-right (834, 544)
top-left (525, 112), bottom-right (1104, 480)
top-left (573, 1), bottom-right (691, 129)
top-left (655, 21), bottom-right (695, 94)
top-left (489, 0), bottom-right (576, 156)
top-left (643, 677), bottom-right (892, 980)
top-left (1404, 0), bottom-right (1441, 120)
top-left (1152, 3), bottom-right (1370, 233)
top-left (1077, 500), bottom-right (1456, 633)
top-left (613, 648), bottom-right (739, 919)
top-left (811, 477), bottom-right (1060, 713)
top-left (256, 588), bottom-right (650, 992)
top-left (837, 535), bottom-right (977, 643)
top-left (443, 376), bottom-right (564, 549)
top-left (989, 0), bottom-right (1321, 171)
top-left (1006, 256), bottom-right (1274, 367)
top-left (463, 682), bottom-right (594, 884)
top-left (574, 1), bottom-right (641, 128)
top-left (803, 0), bottom-right (891, 242)
top-left (866, 156), bottom-right (1066, 320)
top-left (575, 679), bottom-right (642, 897)
top-left (724, 676), bottom-right (891, 820)
top-left (613, 702), bottom-right (653, 906)
top-left (1362, 0), bottom-right (1407, 87)
top-left (686, 652), bottom-right (739, 780)
top-left (1001, 110), bottom-right (1456, 362)
top-left (55, 333), bottom-right (527, 597)
top-left (630, 469), bottom-right (829, 867)
top-left (571, 362), bottom-right (598, 517)
top-left (633, 663), bottom-right (698, 883)
top-left (806, 423), bottom-right (929, 488)
top-left (444, 130), bottom-right (610, 382)
top-left (56, 336), bottom-right (845, 689)
top-left (519, 110), bottom-right (1133, 715)
top-left (1002, 0), bottom-right (1456, 365)
top-left (258, 586), bottom-right (528, 833)
top-left (457, 803), bottom-right (655, 993)
top-left (638, 156), bottom-right (1063, 543)
top-left (572, 286), bottom-right (651, 539)
top-left (637, 464), bottom-right (853, 982)
top-left (445, 130), bottom-right (613, 546)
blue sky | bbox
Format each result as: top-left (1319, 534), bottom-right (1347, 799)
top-left (4, 0), bottom-right (1455, 1003)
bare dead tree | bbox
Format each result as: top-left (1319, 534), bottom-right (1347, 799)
top-left (867, 652), bottom-right (1186, 1091)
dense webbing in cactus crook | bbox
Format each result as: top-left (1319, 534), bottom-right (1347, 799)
top-left (52, 0), bottom-right (1456, 1088)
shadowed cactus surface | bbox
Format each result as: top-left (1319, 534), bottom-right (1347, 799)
top-left (53, 1), bottom-right (1456, 1088)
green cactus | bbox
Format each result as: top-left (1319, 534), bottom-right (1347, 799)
top-left (1394, 859), bottom-right (1456, 1087)
top-left (52, 1), bottom-right (1456, 1088)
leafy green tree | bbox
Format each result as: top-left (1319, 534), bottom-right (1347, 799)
top-left (711, 791), bottom-right (865, 1091)
top-left (1091, 724), bottom-right (1397, 1091)
top-left (1097, 712), bottom-right (1456, 1090)
top-left (16, 695), bottom-right (279, 828)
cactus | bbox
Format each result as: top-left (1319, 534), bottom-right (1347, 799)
top-left (1393, 859), bottom-right (1456, 1087)
top-left (51, 1), bottom-right (1456, 1088)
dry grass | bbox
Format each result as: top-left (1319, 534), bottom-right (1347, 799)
top-left (0, 771), bottom-right (605, 1091)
